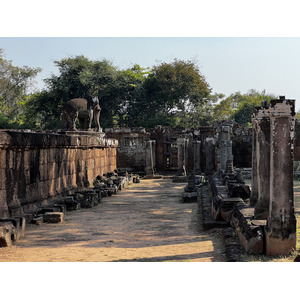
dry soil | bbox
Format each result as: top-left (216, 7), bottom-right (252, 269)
top-left (0, 178), bottom-right (226, 262)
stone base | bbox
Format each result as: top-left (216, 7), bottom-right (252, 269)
top-left (182, 191), bottom-right (198, 202)
top-left (265, 232), bottom-right (296, 256)
top-left (59, 128), bottom-right (103, 135)
top-left (231, 206), bottom-right (265, 254)
top-left (43, 212), bottom-right (64, 223)
top-left (220, 197), bottom-right (244, 222)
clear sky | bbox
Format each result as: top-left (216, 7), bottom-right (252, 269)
top-left (1, 37), bottom-right (300, 110)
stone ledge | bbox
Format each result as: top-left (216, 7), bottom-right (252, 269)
top-left (0, 130), bottom-right (118, 149)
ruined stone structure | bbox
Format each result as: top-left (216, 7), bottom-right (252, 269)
top-left (265, 98), bottom-right (296, 255)
top-left (105, 126), bottom-right (217, 176)
top-left (252, 103), bottom-right (271, 218)
top-left (105, 127), bottom-right (156, 174)
top-left (0, 130), bottom-right (117, 219)
top-left (238, 96), bottom-right (297, 256)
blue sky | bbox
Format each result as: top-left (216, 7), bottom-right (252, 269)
top-left (1, 37), bottom-right (300, 111)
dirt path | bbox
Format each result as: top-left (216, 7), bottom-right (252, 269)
top-left (0, 179), bottom-right (226, 262)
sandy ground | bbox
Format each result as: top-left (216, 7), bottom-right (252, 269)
top-left (0, 178), bottom-right (226, 262)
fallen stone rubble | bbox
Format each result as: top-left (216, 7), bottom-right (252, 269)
top-left (0, 170), bottom-right (140, 247)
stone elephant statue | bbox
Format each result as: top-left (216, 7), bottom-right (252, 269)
top-left (61, 96), bottom-right (101, 131)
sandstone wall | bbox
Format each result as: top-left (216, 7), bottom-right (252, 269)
top-left (0, 130), bottom-right (118, 218)
top-left (105, 127), bottom-right (150, 172)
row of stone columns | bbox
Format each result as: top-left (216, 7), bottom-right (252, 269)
top-left (176, 137), bottom-right (216, 176)
top-left (251, 97), bottom-right (296, 255)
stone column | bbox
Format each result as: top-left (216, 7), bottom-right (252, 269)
top-left (250, 113), bottom-right (259, 206)
top-left (193, 140), bottom-right (201, 174)
top-left (177, 137), bottom-right (188, 176)
top-left (145, 140), bottom-right (156, 176)
top-left (254, 108), bottom-right (271, 219)
top-left (219, 125), bottom-right (233, 172)
top-left (265, 97), bottom-right (296, 256)
top-left (205, 137), bottom-right (215, 174)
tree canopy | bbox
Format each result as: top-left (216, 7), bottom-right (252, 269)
top-left (0, 49), bottom-right (41, 128)
top-left (0, 49), bottom-right (279, 130)
top-left (212, 90), bottom-right (275, 126)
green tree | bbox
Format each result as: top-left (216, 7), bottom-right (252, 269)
top-left (109, 64), bottom-right (149, 127)
top-left (137, 59), bottom-right (212, 128)
top-left (33, 57), bottom-right (213, 130)
top-left (212, 90), bottom-right (275, 125)
top-left (232, 90), bottom-right (275, 124)
top-left (33, 56), bottom-right (118, 129)
top-left (0, 49), bottom-right (41, 128)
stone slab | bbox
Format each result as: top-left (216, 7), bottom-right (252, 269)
top-left (43, 212), bottom-right (64, 223)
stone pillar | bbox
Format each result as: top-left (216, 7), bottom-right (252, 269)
top-left (250, 113), bottom-right (259, 206)
top-left (265, 97), bottom-right (296, 256)
top-left (177, 137), bottom-right (188, 176)
top-left (193, 140), bottom-right (201, 174)
top-left (254, 108), bottom-right (271, 219)
top-left (145, 140), bottom-right (156, 176)
top-left (219, 125), bottom-right (233, 172)
top-left (205, 137), bottom-right (215, 174)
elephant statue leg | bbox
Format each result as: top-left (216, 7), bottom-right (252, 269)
top-left (62, 110), bottom-right (78, 131)
top-left (93, 104), bottom-right (101, 132)
top-left (78, 110), bottom-right (92, 131)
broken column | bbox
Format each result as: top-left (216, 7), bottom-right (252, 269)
top-left (177, 137), bottom-right (188, 176)
top-left (145, 140), bottom-right (156, 176)
top-left (193, 140), bottom-right (201, 174)
top-left (265, 97), bottom-right (296, 256)
top-left (254, 104), bottom-right (271, 219)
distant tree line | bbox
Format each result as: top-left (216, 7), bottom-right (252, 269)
top-left (0, 49), bottom-right (280, 130)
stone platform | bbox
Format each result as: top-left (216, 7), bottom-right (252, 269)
top-left (0, 129), bottom-right (118, 219)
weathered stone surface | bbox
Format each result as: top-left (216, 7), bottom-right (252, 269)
top-left (0, 221), bottom-right (16, 246)
top-left (250, 116), bottom-right (258, 207)
top-left (105, 127), bottom-right (150, 172)
top-left (177, 137), bottom-right (189, 176)
top-left (43, 212), bottom-right (64, 223)
top-left (0, 217), bottom-right (26, 240)
top-left (265, 98), bottom-right (297, 255)
top-left (31, 216), bottom-right (43, 225)
top-left (145, 140), bottom-right (156, 176)
top-left (254, 108), bottom-right (271, 218)
top-left (0, 130), bottom-right (117, 219)
top-left (193, 140), bottom-right (201, 174)
top-left (231, 206), bottom-right (264, 254)
top-left (209, 174), bottom-right (244, 222)
top-left (205, 138), bottom-right (215, 174)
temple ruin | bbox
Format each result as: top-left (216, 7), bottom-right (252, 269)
top-left (1, 96), bottom-right (299, 259)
